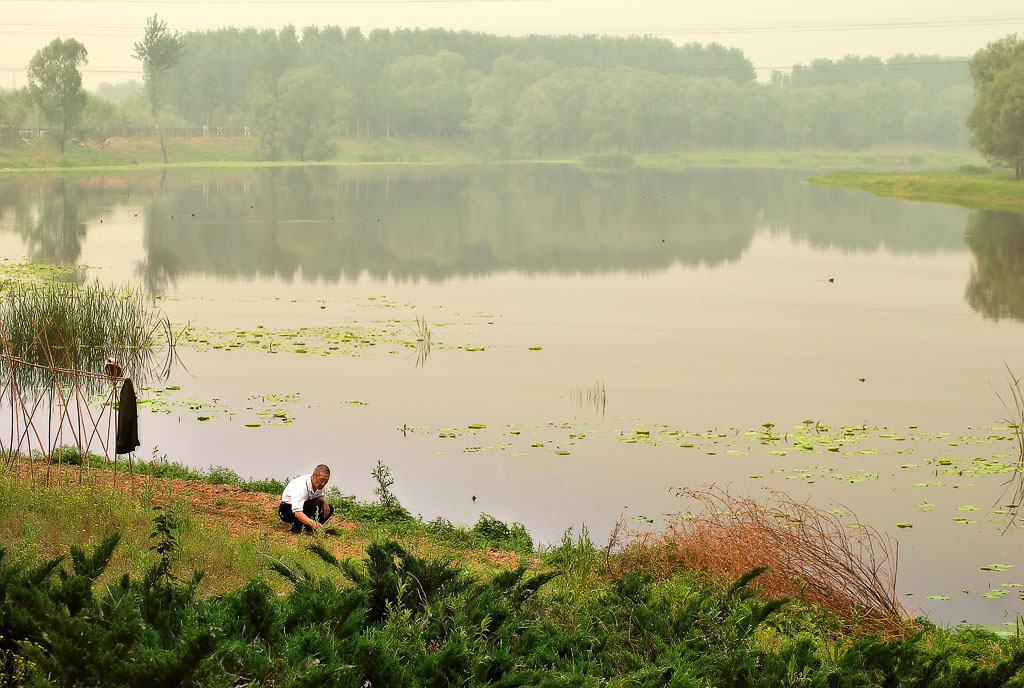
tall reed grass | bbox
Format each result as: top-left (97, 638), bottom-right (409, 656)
top-left (0, 281), bottom-right (172, 397)
top-left (609, 486), bottom-right (908, 634)
top-left (0, 281), bottom-right (175, 479)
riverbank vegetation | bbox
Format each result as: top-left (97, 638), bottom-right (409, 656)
top-left (807, 167), bottom-right (1024, 212)
top-left (1, 456), bottom-right (1022, 686)
top-left (0, 134), bottom-right (986, 173)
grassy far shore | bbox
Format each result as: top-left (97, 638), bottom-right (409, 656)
top-left (807, 167), bottom-right (1024, 213)
top-left (0, 134), bottom-right (987, 174)
top-left (1, 451), bottom-right (1023, 686)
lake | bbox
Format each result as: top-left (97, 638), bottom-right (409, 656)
top-left (1, 164), bottom-right (1022, 627)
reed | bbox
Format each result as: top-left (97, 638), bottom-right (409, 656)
top-left (0, 281), bottom-right (174, 478)
top-left (570, 380), bottom-right (607, 417)
top-left (411, 315), bottom-right (431, 368)
top-left (995, 365), bottom-right (1024, 518)
top-left (609, 486), bottom-right (908, 633)
top-left (0, 281), bottom-right (171, 395)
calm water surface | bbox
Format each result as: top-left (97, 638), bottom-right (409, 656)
top-left (1, 165), bottom-right (1022, 627)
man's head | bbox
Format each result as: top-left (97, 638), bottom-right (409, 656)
top-left (311, 464), bottom-right (330, 490)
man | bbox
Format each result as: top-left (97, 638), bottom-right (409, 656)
top-left (278, 464), bottom-right (334, 533)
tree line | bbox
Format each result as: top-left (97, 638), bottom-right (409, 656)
top-left (0, 22), bottom-right (985, 160)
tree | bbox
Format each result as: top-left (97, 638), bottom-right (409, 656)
top-left (247, 72), bottom-right (283, 160)
top-left (967, 35), bottom-right (1024, 179)
top-left (26, 38), bottom-right (88, 154)
top-left (0, 87), bottom-right (33, 143)
top-left (133, 14), bottom-right (184, 163)
top-left (276, 67), bottom-right (350, 161)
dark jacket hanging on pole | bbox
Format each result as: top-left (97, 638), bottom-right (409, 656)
top-left (116, 378), bottom-right (140, 455)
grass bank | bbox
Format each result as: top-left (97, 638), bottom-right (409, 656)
top-left (0, 136), bottom-right (985, 173)
top-left (636, 148), bottom-right (985, 172)
top-left (0, 136), bottom-right (508, 173)
top-left (807, 167), bottom-right (1024, 212)
top-left (1, 455), bottom-right (1023, 686)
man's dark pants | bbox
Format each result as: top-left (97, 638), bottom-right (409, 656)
top-left (278, 499), bottom-right (333, 533)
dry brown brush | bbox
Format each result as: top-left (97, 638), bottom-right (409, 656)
top-left (608, 486), bottom-right (911, 634)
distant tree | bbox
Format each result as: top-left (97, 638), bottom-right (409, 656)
top-left (79, 95), bottom-right (121, 149)
top-left (276, 67), bottom-right (350, 161)
top-left (389, 51), bottom-right (470, 136)
top-left (0, 88), bottom-right (33, 142)
top-left (967, 35), bottom-right (1024, 179)
top-left (511, 83), bottom-right (558, 155)
top-left (133, 14), bottom-right (184, 163)
top-left (26, 38), bottom-right (88, 154)
top-left (93, 80), bottom-right (143, 104)
top-left (247, 71), bottom-right (283, 160)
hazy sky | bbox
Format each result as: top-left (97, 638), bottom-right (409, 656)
top-left (1, 0), bottom-right (1022, 89)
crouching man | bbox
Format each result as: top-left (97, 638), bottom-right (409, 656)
top-left (278, 464), bottom-right (333, 533)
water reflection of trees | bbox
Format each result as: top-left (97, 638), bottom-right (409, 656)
top-left (0, 166), bottom-right (974, 286)
top-left (0, 177), bottom-right (90, 272)
top-left (964, 210), bottom-right (1024, 322)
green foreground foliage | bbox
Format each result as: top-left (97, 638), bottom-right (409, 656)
top-left (0, 466), bottom-right (1022, 686)
top-left (1, 513), bottom-right (1023, 687)
top-left (807, 168), bottom-right (1024, 212)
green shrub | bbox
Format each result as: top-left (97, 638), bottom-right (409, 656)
top-left (581, 152), bottom-right (635, 170)
top-left (957, 164), bottom-right (993, 175)
top-left (472, 513), bottom-right (534, 553)
top-left (239, 477), bottom-right (287, 495)
top-left (205, 465), bottom-right (243, 485)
